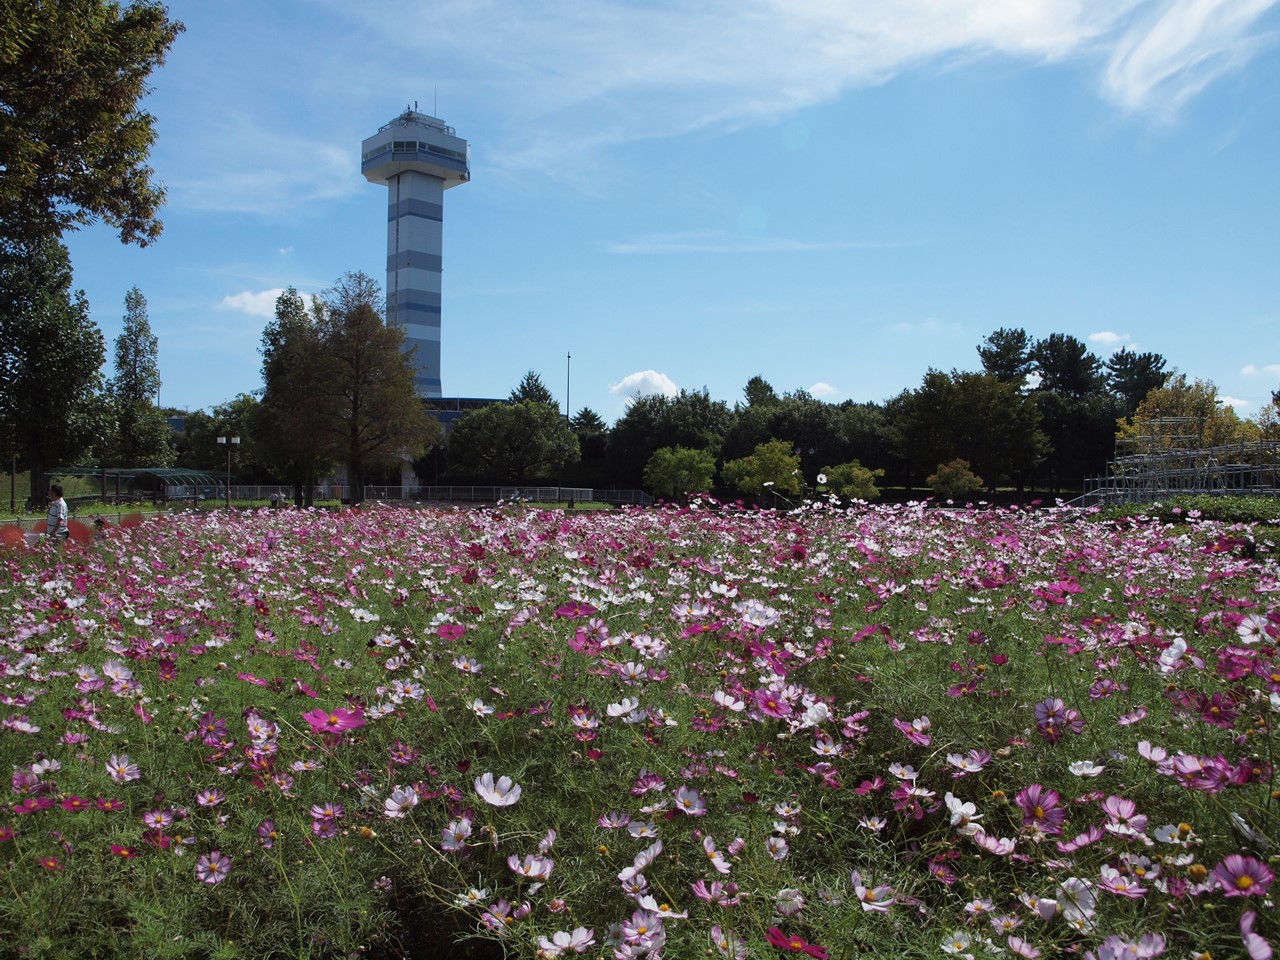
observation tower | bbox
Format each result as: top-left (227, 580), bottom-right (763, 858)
top-left (361, 107), bottom-right (470, 398)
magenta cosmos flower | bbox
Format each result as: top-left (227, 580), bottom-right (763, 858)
top-left (765, 927), bottom-right (829, 958)
top-left (302, 705), bottom-right (366, 735)
top-left (1213, 854), bottom-right (1273, 897)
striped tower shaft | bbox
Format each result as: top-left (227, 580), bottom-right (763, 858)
top-left (386, 170), bottom-right (444, 397)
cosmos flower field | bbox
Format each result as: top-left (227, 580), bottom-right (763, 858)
top-left (1, 500), bottom-right (1277, 960)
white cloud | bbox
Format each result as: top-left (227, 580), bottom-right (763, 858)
top-left (609, 370), bottom-right (679, 399)
top-left (1102, 0), bottom-right (1278, 117)
top-left (809, 381), bottom-right (839, 398)
top-left (1218, 394), bottom-right (1252, 409)
top-left (1241, 363), bottom-right (1280, 376)
top-left (220, 289), bottom-right (287, 318)
top-left (1089, 330), bottom-right (1133, 350)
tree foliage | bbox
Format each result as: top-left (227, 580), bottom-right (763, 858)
top-left (509, 370), bottom-right (557, 408)
top-left (0, 0), bottom-right (184, 245)
top-left (607, 390), bottom-right (734, 487)
top-left (104, 286), bottom-right (171, 465)
top-left (256, 288), bottom-right (332, 505)
top-left (310, 273), bottom-right (440, 503)
top-left (1106, 348), bottom-right (1170, 417)
top-left (928, 459), bottom-right (984, 500)
top-left (978, 327), bottom-right (1033, 386)
top-left (1029, 334), bottom-right (1105, 398)
top-left (894, 369), bottom-right (1047, 488)
top-left (643, 446), bottom-right (716, 500)
top-left (817, 460), bottom-right (883, 501)
top-left (446, 400), bottom-right (578, 485)
top-left (721, 439), bottom-right (804, 498)
top-left (0, 236), bottom-right (106, 493)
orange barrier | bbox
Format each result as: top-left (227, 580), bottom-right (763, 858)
top-left (68, 519), bottom-right (92, 544)
top-left (120, 513), bottom-right (144, 529)
top-left (0, 526), bottom-right (25, 548)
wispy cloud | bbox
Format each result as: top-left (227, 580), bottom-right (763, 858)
top-left (1102, 0), bottom-right (1278, 117)
top-left (1241, 362), bottom-right (1280, 376)
top-left (1219, 393), bottom-right (1252, 409)
top-left (607, 231), bottom-right (902, 255)
top-left (609, 370), bottom-right (679, 399)
top-left (220, 289), bottom-right (287, 318)
top-left (809, 381), bottom-right (839, 398)
top-left (322, 0), bottom-right (1270, 182)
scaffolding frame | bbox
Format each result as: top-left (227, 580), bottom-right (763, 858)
top-left (1079, 417), bottom-right (1280, 506)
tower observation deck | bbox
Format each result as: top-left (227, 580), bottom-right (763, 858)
top-left (361, 108), bottom-right (470, 398)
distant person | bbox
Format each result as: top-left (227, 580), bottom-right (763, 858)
top-left (46, 484), bottom-right (68, 541)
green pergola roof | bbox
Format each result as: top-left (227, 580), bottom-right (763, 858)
top-left (51, 467), bottom-right (233, 485)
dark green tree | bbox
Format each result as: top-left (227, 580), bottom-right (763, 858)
top-left (1030, 334), bottom-right (1105, 398)
top-left (103, 286), bottom-right (172, 465)
top-left (1105, 348), bottom-right (1170, 417)
top-left (0, 1), bottom-right (184, 245)
top-left (178, 394), bottom-right (269, 484)
top-left (606, 389), bottom-right (734, 487)
top-left (256, 287), bottom-right (332, 505)
top-left (978, 327), bottom-right (1034, 386)
top-left (311, 272), bottom-right (440, 503)
top-left (894, 369), bottom-right (1047, 489)
top-left (742, 374), bottom-right (780, 409)
top-left (446, 400), bottom-right (578, 485)
top-left (509, 370), bottom-right (557, 408)
top-left (566, 406), bottom-right (608, 487)
top-left (0, 236), bottom-right (106, 497)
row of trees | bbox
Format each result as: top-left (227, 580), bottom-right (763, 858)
top-left (422, 330), bottom-right (1276, 501)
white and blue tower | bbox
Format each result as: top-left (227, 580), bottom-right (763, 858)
top-left (361, 108), bottom-right (470, 398)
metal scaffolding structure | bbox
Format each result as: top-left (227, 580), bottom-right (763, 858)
top-left (1079, 417), bottom-right (1280, 506)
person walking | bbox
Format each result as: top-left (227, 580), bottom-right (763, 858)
top-left (46, 484), bottom-right (68, 542)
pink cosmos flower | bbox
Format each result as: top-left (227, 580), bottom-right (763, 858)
top-left (1213, 854), bottom-right (1273, 897)
top-left (1241, 910), bottom-right (1273, 960)
top-left (673, 785), bottom-right (707, 816)
top-left (301, 705), bottom-right (365, 735)
top-left (195, 850), bottom-right (232, 884)
top-left (105, 754), bottom-right (141, 783)
top-left (893, 716), bottom-right (932, 746)
top-left (1016, 784), bottom-right (1066, 835)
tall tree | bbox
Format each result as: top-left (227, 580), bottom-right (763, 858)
top-left (742, 374), bottom-right (780, 409)
top-left (1105, 348), bottom-right (1170, 417)
top-left (1029, 334), bottom-right (1105, 398)
top-left (256, 288), bottom-right (332, 505)
top-left (0, 1), bottom-right (184, 245)
top-left (0, 236), bottom-right (106, 495)
top-left (1117, 374), bottom-right (1256, 450)
top-left (643, 446), bottom-right (716, 500)
top-left (105, 286), bottom-right (172, 465)
top-left (509, 370), bottom-right (557, 408)
top-left (978, 328), bottom-right (1034, 386)
top-left (311, 272), bottom-right (440, 503)
top-left (566, 406), bottom-right (608, 487)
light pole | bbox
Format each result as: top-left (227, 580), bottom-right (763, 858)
top-left (216, 436), bottom-right (239, 511)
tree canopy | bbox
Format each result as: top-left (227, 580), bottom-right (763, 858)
top-left (0, 1), bottom-right (184, 245)
top-left (446, 400), bottom-right (578, 485)
top-left (0, 235), bottom-right (106, 493)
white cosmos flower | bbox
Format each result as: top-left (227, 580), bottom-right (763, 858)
top-left (474, 772), bottom-right (522, 807)
top-left (816, 473), bottom-right (828, 485)
top-left (1067, 760), bottom-right (1106, 778)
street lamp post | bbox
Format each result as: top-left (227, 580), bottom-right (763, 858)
top-left (216, 436), bottom-right (240, 511)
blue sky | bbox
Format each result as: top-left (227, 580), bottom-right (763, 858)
top-left (64, 0), bottom-right (1280, 425)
